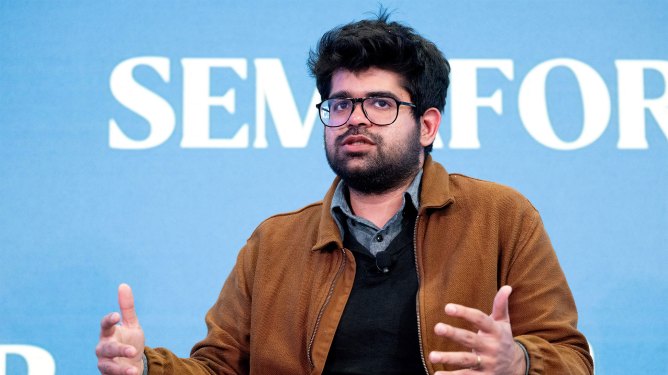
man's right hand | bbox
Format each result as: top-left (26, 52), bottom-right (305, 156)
top-left (96, 283), bottom-right (146, 375)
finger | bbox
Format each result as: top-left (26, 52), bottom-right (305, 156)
top-left (96, 341), bottom-right (138, 359)
top-left (429, 350), bottom-right (480, 369)
top-left (433, 323), bottom-right (480, 349)
top-left (97, 359), bottom-right (140, 375)
top-left (118, 283), bottom-right (140, 328)
top-left (100, 312), bottom-right (121, 338)
top-left (490, 285), bottom-right (512, 322)
top-left (444, 303), bottom-right (496, 334)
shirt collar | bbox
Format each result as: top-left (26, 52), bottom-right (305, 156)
top-left (330, 169), bottom-right (423, 229)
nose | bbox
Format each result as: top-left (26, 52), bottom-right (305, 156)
top-left (347, 101), bottom-right (369, 126)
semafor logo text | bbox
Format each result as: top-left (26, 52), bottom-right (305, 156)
top-left (109, 57), bottom-right (668, 150)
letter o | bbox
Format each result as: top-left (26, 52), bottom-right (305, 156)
top-left (519, 58), bottom-right (611, 150)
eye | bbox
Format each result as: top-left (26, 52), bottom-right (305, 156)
top-left (368, 97), bottom-right (395, 110)
top-left (330, 99), bottom-right (351, 112)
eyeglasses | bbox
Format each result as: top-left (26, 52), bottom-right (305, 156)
top-left (316, 96), bottom-right (416, 127)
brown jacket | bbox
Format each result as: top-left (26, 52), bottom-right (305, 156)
top-left (145, 156), bottom-right (593, 374)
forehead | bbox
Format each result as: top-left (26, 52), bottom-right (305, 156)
top-left (329, 68), bottom-right (409, 99)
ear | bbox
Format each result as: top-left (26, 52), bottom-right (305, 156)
top-left (419, 107), bottom-right (441, 148)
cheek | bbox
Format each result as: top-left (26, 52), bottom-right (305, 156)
top-left (324, 130), bottom-right (338, 151)
top-left (324, 128), bottom-right (343, 144)
top-left (383, 128), bottom-right (409, 146)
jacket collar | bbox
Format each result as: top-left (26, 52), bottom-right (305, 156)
top-left (311, 155), bottom-right (454, 252)
top-left (418, 155), bottom-right (455, 211)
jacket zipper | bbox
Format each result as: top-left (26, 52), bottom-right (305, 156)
top-left (413, 214), bottom-right (430, 375)
top-left (307, 247), bottom-right (347, 369)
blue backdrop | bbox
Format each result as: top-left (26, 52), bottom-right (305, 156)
top-left (1, 1), bottom-right (666, 374)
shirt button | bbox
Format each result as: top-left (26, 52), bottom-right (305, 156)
top-left (375, 234), bottom-right (383, 242)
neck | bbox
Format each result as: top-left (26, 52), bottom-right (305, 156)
top-left (347, 174), bottom-right (416, 228)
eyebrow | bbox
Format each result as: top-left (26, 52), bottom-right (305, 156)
top-left (328, 90), bottom-right (402, 101)
top-left (328, 91), bottom-right (351, 99)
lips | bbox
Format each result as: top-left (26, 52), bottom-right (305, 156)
top-left (341, 135), bottom-right (376, 147)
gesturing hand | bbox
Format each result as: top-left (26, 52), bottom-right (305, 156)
top-left (428, 286), bottom-right (526, 375)
top-left (96, 283), bottom-right (146, 375)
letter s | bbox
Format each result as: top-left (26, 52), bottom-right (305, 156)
top-left (108, 57), bottom-right (175, 149)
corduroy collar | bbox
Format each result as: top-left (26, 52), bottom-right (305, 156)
top-left (311, 155), bottom-right (454, 252)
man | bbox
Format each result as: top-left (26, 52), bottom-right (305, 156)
top-left (96, 12), bottom-right (593, 375)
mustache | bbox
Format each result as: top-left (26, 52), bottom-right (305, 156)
top-left (334, 127), bottom-right (380, 146)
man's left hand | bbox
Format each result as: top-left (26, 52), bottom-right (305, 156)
top-left (428, 285), bottom-right (526, 375)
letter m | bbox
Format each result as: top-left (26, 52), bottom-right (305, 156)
top-left (254, 59), bottom-right (320, 148)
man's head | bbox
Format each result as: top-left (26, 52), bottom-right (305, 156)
top-left (322, 68), bottom-right (425, 194)
top-left (307, 11), bottom-right (451, 148)
top-left (309, 12), bottom-right (450, 194)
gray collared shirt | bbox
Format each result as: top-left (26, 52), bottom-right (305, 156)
top-left (330, 170), bottom-right (422, 257)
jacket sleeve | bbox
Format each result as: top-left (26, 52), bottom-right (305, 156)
top-left (506, 205), bottom-right (593, 375)
top-left (143, 235), bottom-right (258, 375)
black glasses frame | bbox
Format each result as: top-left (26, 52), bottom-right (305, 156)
top-left (315, 96), bottom-right (416, 127)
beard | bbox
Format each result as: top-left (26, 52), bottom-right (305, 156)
top-left (325, 125), bottom-right (423, 195)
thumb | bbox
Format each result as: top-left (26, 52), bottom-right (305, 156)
top-left (118, 283), bottom-right (140, 328)
top-left (491, 285), bottom-right (512, 322)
